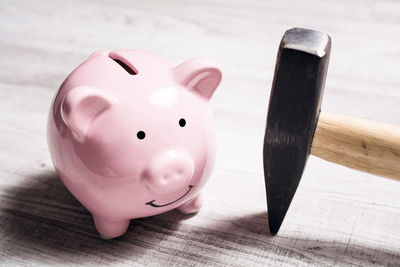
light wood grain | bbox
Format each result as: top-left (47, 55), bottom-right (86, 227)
top-left (311, 113), bottom-right (400, 181)
top-left (1, 0), bottom-right (400, 266)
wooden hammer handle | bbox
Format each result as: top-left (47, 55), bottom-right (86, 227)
top-left (310, 113), bottom-right (400, 181)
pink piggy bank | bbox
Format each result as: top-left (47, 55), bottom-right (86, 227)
top-left (47, 50), bottom-right (222, 238)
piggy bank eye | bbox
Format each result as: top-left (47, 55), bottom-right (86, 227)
top-left (137, 131), bottom-right (146, 140)
top-left (179, 118), bottom-right (186, 127)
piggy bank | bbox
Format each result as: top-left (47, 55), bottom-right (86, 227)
top-left (47, 50), bottom-right (222, 238)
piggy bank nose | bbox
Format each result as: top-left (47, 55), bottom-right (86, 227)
top-left (145, 150), bottom-right (194, 194)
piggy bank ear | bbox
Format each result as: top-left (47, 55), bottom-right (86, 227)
top-left (61, 86), bottom-right (117, 141)
top-left (174, 58), bottom-right (222, 99)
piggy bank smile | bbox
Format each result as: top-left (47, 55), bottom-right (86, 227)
top-left (145, 185), bottom-right (194, 208)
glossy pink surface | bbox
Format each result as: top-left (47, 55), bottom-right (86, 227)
top-left (47, 50), bottom-right (222, 238)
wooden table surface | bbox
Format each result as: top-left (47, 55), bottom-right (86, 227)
top-left (1, 0), bottom-right (400, 266)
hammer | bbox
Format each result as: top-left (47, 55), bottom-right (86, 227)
top-left (263, 28), bottom-right (400, 235)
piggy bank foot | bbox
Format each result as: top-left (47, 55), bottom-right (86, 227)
top-left (177, 194), bottom-right (203, 214)
top-left (92, 215), bottom-right (130, 239)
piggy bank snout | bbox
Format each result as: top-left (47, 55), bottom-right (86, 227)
top-left (144, 150), bottom-right (194, 194)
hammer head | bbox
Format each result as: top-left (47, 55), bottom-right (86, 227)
top-left (263, 28), bottom-right (331, 235)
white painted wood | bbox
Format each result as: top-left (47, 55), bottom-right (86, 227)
top-left (0, 0), bottom-right (399, 265)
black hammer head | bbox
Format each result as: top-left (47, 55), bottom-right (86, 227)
top-left (263, 28), bottom-right (331, 235)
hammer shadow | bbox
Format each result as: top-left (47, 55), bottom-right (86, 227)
top-left (204, 214), bottom-right (400, 266)
top-left (1, 170), bottom-right (399, 265)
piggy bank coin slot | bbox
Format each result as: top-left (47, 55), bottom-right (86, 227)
top-left (108, 53), bottom-right (138, 75)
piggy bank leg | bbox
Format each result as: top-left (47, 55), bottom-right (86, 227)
top-left (177, 193), bottom-right (203, 214)
top-left (92, 215), bottom-right (130, 239)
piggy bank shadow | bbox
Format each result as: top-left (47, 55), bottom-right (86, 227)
top-left (0, 170), bottom-right (197, 263)
top-left (2, 171), bottom-right (399, 265)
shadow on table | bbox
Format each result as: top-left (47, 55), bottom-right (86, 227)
top-left (1, 170), bottom-right (399, 265)
top-left (1, 170), bottom-right (196, 263)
